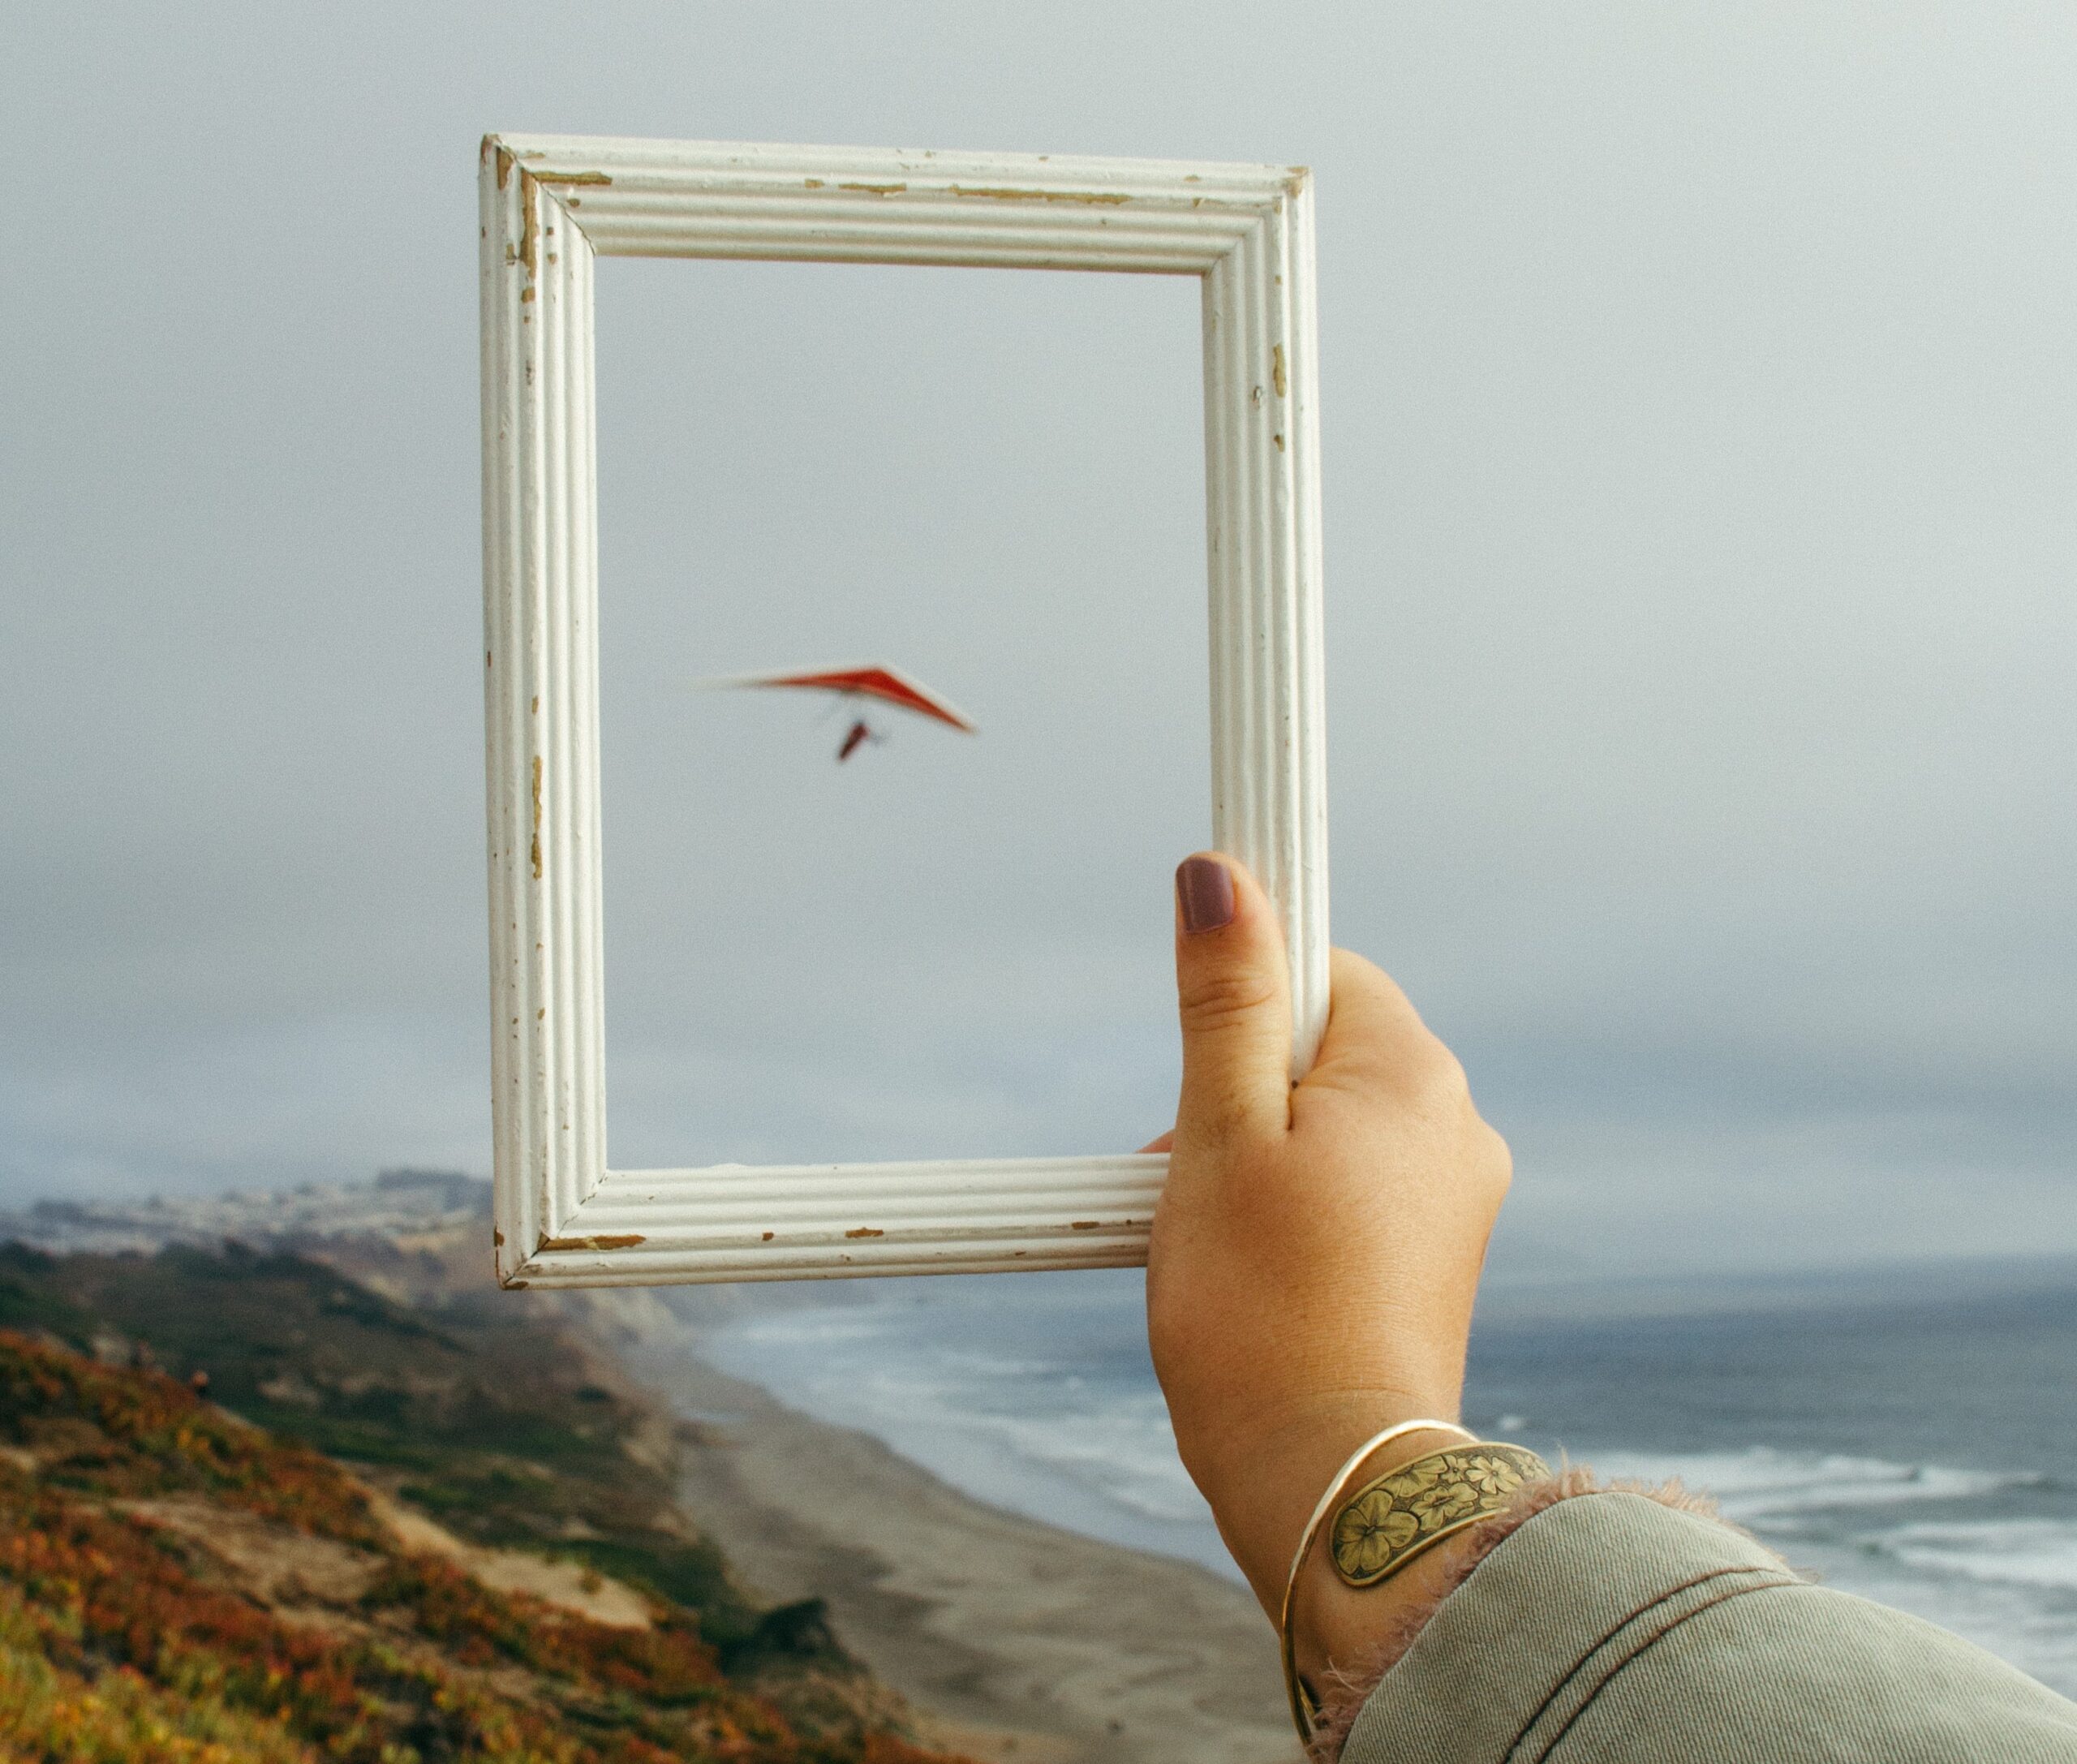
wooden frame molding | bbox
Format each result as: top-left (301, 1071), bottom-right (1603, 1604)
top-left (480, 134), bottom-right (1330, 1287)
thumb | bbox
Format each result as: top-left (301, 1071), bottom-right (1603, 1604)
top-left (1172, 853), bottom-right (1293, 1143)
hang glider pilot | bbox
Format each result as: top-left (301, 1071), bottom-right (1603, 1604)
top-left (705, 663), bottom-right (978, 763)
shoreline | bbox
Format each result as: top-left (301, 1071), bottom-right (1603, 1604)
top-left (617, 1329), bottom-right (1297, 1764)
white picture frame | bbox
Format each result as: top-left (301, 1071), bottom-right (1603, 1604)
top-left (480, 133), bottom-right (1329, 1287)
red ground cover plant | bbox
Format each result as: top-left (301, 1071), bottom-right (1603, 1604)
top-left (0, 1327), bottom-right (383, 1545)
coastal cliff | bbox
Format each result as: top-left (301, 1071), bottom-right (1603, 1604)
top-left (0, 1179), bottom-right (1294, 1764)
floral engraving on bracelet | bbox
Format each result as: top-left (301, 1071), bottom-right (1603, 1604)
top-left (1330, 1444), bottom-right (1549, 1586)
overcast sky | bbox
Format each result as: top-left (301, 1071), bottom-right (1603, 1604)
top-left (4, 2), bottom-right (2072, 1280)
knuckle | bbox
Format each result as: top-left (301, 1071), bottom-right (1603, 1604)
top-left (1404, 1040), bottom-right (1471, 1111)
top-left (1176, 964), bottom-right (1279, 1035)
top-left (1481, 1124), bottom-right (1514, 1197)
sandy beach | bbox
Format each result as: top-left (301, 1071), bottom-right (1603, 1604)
top-left (617, 1327), bottom-right (1297, 1764)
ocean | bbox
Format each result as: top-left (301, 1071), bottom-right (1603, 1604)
top-left (680, 1258), bottom-right (2077, 1699)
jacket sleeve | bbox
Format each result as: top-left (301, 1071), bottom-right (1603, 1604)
top-left (1339, 1490), bottom-right (2077, 1764)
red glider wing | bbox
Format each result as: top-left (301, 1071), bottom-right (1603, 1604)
top-left (728, 664), bottom-right (976, 733)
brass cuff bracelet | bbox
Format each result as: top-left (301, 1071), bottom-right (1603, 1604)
top-left (1281, 1439), bottom-right (1550, 1741)
top-left (1329, 1443), bottom-right (1549, 1585)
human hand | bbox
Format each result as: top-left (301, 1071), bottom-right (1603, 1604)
top-left (1145, 854), bottom-right (1512, 1662)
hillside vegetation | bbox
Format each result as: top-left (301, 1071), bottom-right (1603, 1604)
top-left (0, 1242), bottom-right (965, 1764)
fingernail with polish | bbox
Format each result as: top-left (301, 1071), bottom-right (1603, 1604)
top-left (1176, 855), bottom-right (1235, 933)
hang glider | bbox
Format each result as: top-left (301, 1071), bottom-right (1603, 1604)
top-left (699, 662), bottom-right (978, 763)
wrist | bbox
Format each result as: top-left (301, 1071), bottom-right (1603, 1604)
top-left (1288, 1480), bottom-right (1483, 1693)
top-left (1192, 1398), bottom-right (1467, 1616)
top-left (1284, 1434), bottom-right (1551, 1746)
